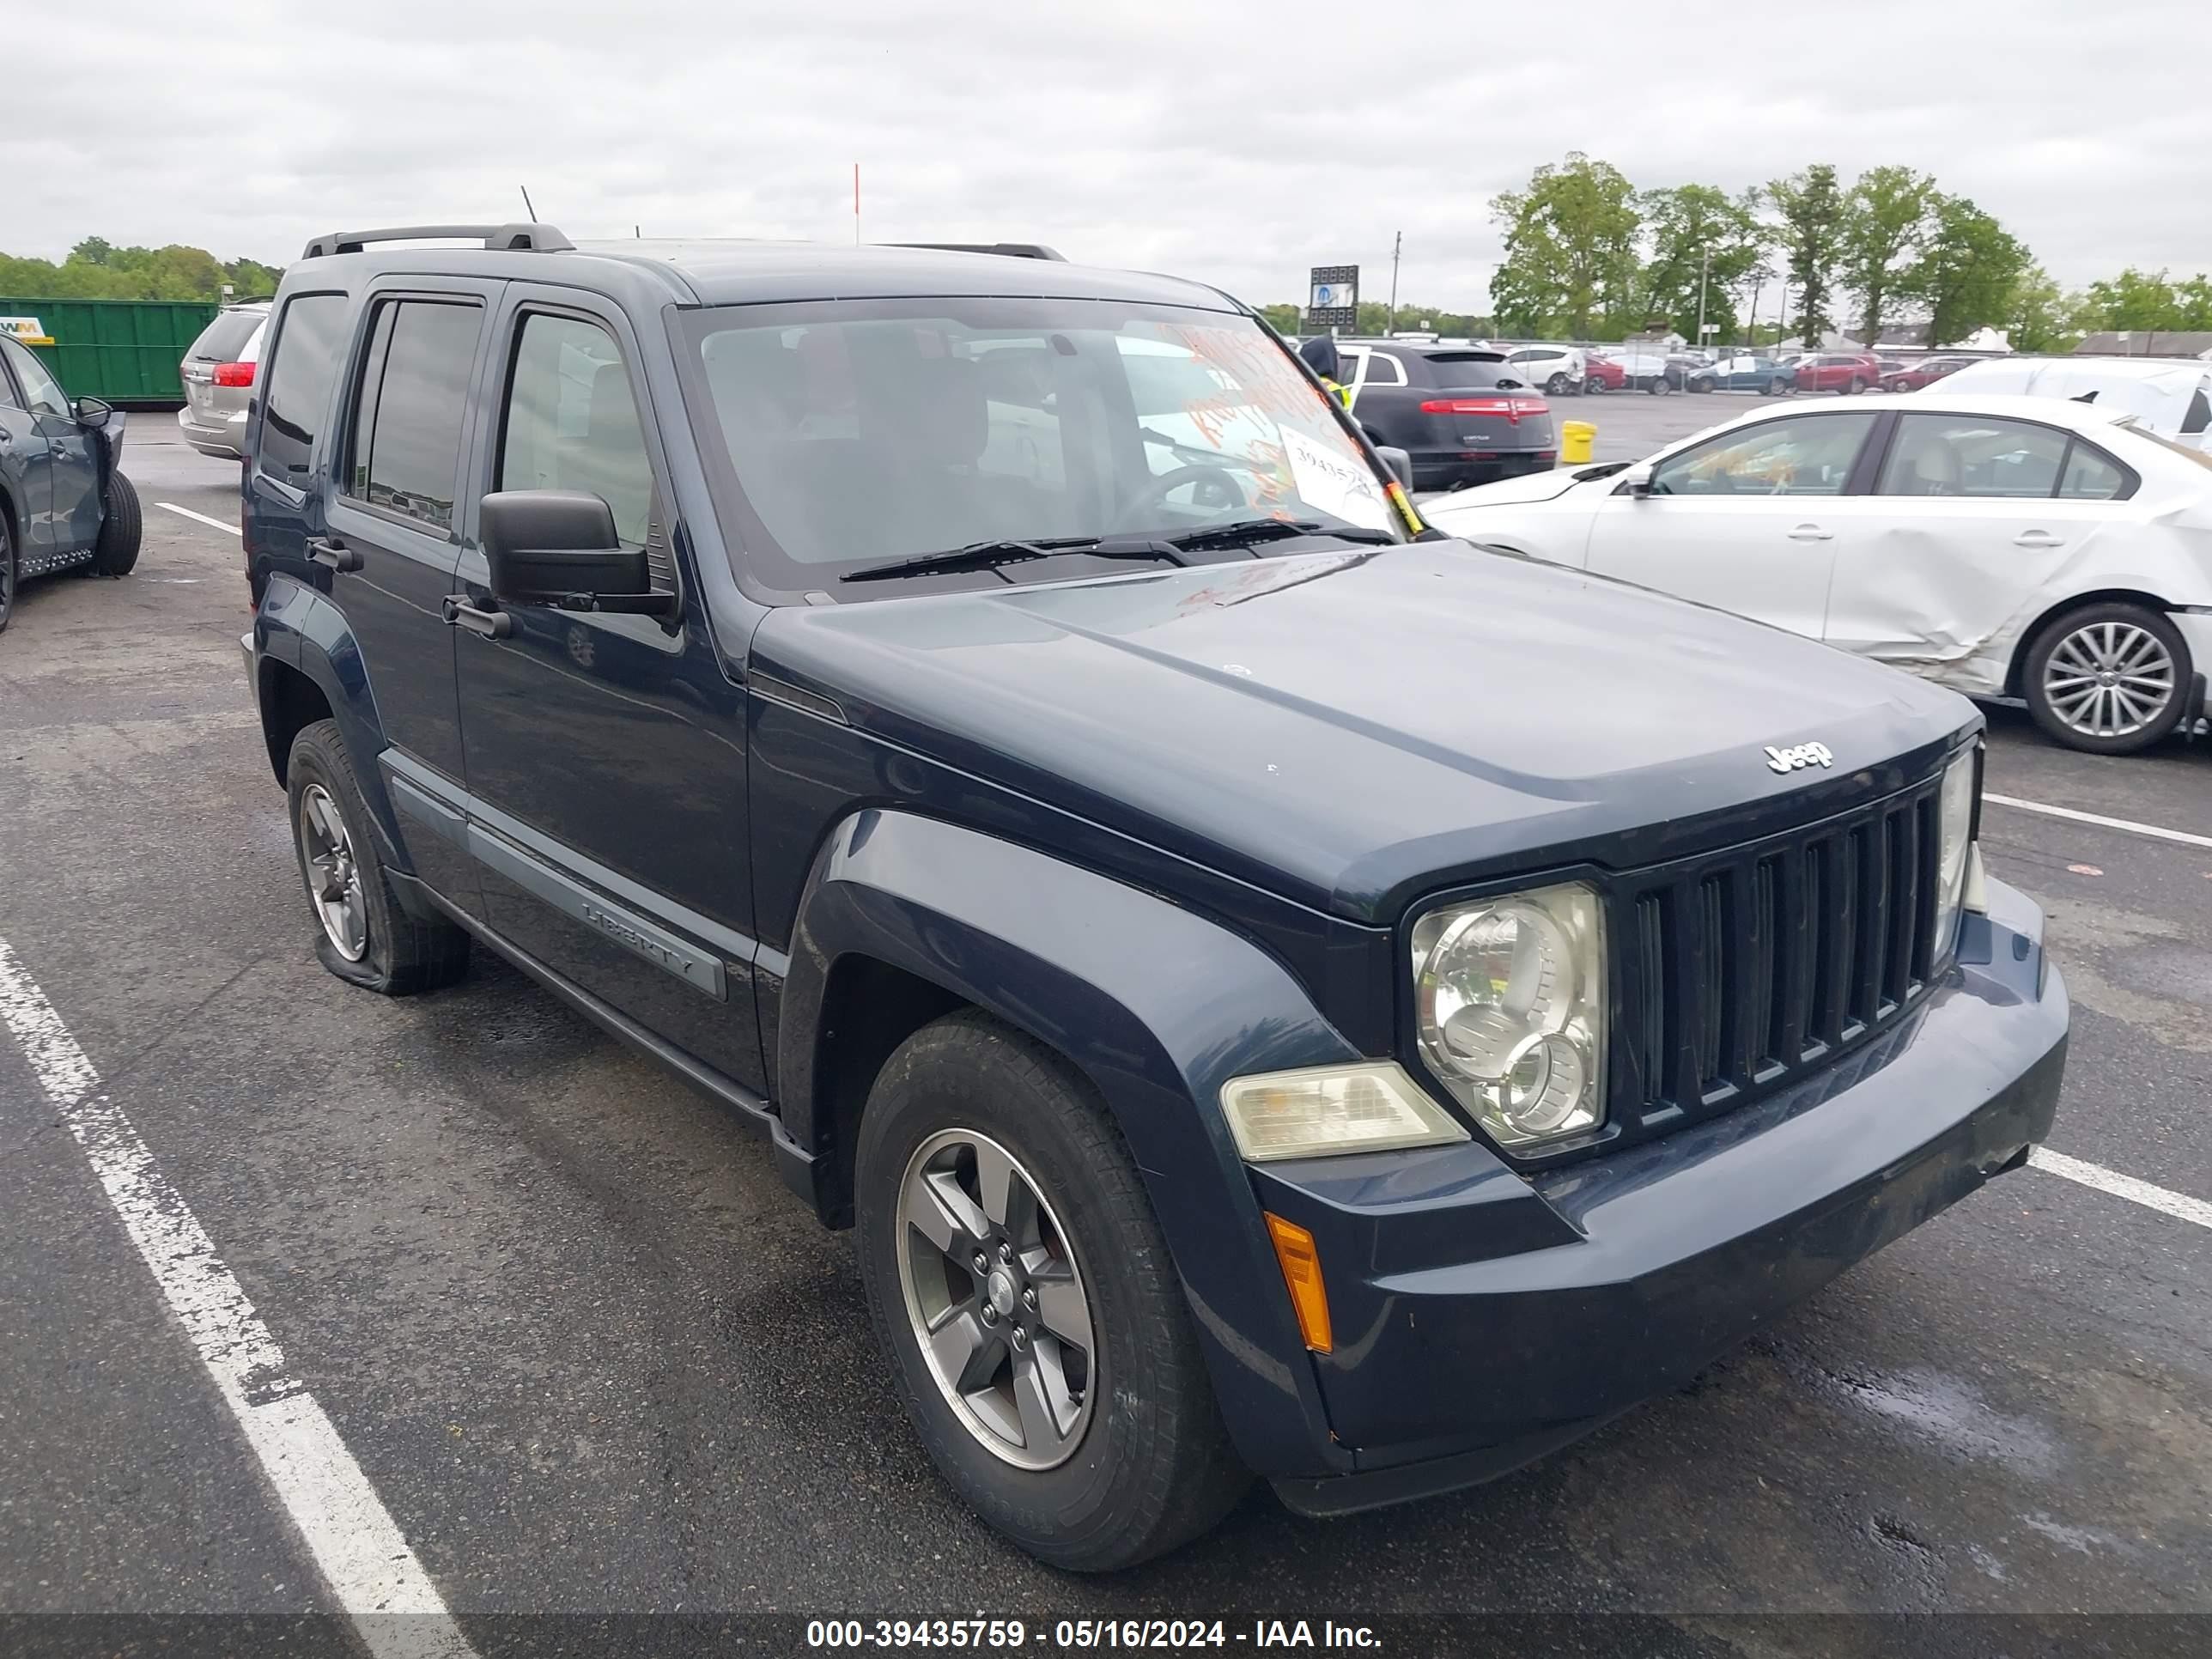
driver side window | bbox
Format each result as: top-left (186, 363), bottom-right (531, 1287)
top-left (1650, 412), bottom-right (1878, 497)
top-left (2, 338), bottom-right (69, 417)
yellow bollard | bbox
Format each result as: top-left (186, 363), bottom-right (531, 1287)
top-left (1559, 420), bottom-right (1595, 465)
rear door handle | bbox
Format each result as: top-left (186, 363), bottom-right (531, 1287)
top-left (2014, 531), bottom-right (2065, 548)
top-left (1787, 524), bottom-right (1833, 541)
top-left (307, 536), bottom-right (362, 573)
top-left (442, 595), bottom-right (512, 639)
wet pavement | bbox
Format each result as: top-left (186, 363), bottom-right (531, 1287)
top-left (2, 431), bottom-right (2207, 1656)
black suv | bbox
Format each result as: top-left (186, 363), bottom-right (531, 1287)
top-left (1333, 338), bottom-right (1557, 489)
top-left (240, 224), bottom-right (2067, 1570)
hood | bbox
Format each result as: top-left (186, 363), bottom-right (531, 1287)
top-left (1426, 465), bottom-right (1616, 511)
top-left (752, 543), bottom-right (1976, 923)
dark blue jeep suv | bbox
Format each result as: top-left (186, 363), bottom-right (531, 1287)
top-left (240, 224), bottom-right (2068, 1570)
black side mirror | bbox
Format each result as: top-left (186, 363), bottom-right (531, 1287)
top-left (73, 395), bottom-right (113, 427)
top-left (1375, 446), bottom-right (1415, 491)
top-left (480, 490), bottom-right (672, 615)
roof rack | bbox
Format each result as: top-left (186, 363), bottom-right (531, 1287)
top-left (886, 242), bottom-right (1066, 262)
top-left (300, 222), bottom-right (574, 259)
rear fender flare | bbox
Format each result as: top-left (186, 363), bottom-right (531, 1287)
top-left (777, 807), bottom-right (1364, 1476)
top-left (252, 574), bottom-right (406, 865)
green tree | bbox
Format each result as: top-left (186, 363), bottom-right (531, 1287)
top-left (1767, 164), bottom-right (1845, 344)
top-left (1636, 184), bottom-right (1768, 346)
top-left (1489, 153), bottom-right (1641, 337)
top-left (2073, 267), bottom-right (2212, 331)
top-left (2179, 276), bottom-right (2212, 329)
top-left (1839, 165), bottom-right (1935, 345)
top-left (1900, 195), bottom-right (2027, 348)
top-left (1258, 302), bottom-right (1303, 335)
top-left (2003, 264), bottom-right (2081, 353)
top-left (0, 239), bottom-right (285, 301)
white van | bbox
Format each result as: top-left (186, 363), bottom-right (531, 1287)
top-left (1939, 356), bottom-right (2212, 450)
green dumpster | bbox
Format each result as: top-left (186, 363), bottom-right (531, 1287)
top-left (0, 297), bottom-right (218, 409)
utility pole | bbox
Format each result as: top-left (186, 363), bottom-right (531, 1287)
top-left (1696, 246), bottom-right (1710, 358)
top-left (1388, 232), bottom-right (1402, 337)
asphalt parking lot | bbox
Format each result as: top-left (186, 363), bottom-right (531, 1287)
top-left (3, 428), bottom-right (2209, 1656)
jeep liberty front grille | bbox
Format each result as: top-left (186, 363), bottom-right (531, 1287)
top-left (1612, 771), bottom-right (1948, 1131)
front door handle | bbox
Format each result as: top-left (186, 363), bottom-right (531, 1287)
top-left (442, 594), bottom-right (512, 639)
top-left (307, 537), bottom-right (362, 573)
top-left (2014, 531), bottom-right (2065, 549)
top-left (1787, 524), bottom-right (1833, 541)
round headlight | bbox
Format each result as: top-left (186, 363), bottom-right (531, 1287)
top-left (1419, 902), bottom-right (1577, 1075)
top-left (1412, 884), bottom-right (1607, 1148)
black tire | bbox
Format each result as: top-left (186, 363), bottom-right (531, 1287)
top-left (1842, 377), bottom-right (1865, 396)
top-left (1583, 375), bottom-right (1606, 395)
top-left (1689, 378), bottom-right (1713, 393)
top-left (1546, 372), bottom-right (1571, 396)
top-left (854, 1012), bottom-right (1249, 1571)
top-left (286, 719), bottom-right (471, 994)
top-left (1648, 376), bottom-right (1671, 397)
top-left (91, 472), bottom-right (143, 576)
top-left (0, 511), bottom-right (15, 633)
top-left (2022, 603), bottom-right (2193, 756)
top-left (1766, 378), bottom-right (1790, 397)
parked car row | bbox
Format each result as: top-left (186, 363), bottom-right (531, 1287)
top-left (1423, 391), bottom-right (2212, 754)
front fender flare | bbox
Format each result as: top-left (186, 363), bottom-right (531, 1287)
top-left (778, 808), bottom-right (1364, 1478)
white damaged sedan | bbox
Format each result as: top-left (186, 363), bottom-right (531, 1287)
top-left (1423, 392), bottom-right (2212, 753)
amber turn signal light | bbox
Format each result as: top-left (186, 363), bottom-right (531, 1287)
top-left (1264, 1212), bottom-right (1333, 1354)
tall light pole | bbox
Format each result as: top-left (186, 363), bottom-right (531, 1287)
top-left (1696, 246), bottom-right (1711, 358)
top-left (1388, 232), bottom-right (1401, 337)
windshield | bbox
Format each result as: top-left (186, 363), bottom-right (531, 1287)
top-left (678, 297), bottom-right (1402, 594)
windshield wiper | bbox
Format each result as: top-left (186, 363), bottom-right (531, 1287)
top-left (841, 536), bottom-right (1185, 584)
top-left (1160, 518), bottom-right (1397, 552)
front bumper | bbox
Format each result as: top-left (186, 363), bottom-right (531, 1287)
top-left (1255, 874), bottom-right (2066, 1516)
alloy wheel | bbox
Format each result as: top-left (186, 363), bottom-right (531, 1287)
top-left (2042, 621), bottom-right (2176, 740)
top-left (895, 1127), bottom-right (1096, 1470)
top-left (298, 782), bottom-right (368, 960)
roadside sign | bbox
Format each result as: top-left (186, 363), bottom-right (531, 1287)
top-left (2, 316), bottom-right (54, 345)
top-left (1306, 266), bottom-right (1358, 331)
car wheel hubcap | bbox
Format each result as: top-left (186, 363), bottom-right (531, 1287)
top-left (895, 1127), bottom-right (1095, 1470)
top-left (297, 783), bottom-right (368, 960)
top-left (2045, 622), bottom-right (2174, 739)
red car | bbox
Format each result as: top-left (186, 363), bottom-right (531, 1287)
top-left (1582, 354), bottom-right (1628, 392)
top-left (1883, 356), bottom-right (1972, 392)
top-left (1795, 352), bottom-right (1885, 394)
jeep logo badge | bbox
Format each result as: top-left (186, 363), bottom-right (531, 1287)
top-left (1765, 741), bottom-right (1835, 775)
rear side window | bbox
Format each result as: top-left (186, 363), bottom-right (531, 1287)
top-left (1877, 414), bottom-right (2068, 498)
top-left (1353, 351), bottom-right (1407, 386)
top-left (257, 293), bottom-right (349, 481)
top-left (2184, 389), bottom-right (2210, 436)
top-left (345, 300), bottom-right (483, 532)
top-left (497, 313), bottom-right (654, 549)
top-left (189, 308), bottom-right (267, 363)
top-left (2057, 441), bottom-right (2130, 500)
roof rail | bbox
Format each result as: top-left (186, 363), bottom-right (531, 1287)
top-left (886, 242), bottom-right (1067, 262)
top-left (300, 222), bottom-right (574, 259)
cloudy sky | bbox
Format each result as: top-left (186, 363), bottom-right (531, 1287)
top-left (13, 0), bottom-right (2208, 319)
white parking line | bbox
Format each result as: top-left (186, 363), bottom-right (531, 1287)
top-left (1984, 793), bottom-right (2212, 852)
top-left (0, 935), bottom-right (476, 1659)
top-left (155, 501), bottom-right (240, 535)
top-left (2031, 1146), bottom-right (2212, 1231)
